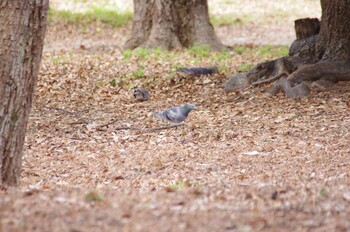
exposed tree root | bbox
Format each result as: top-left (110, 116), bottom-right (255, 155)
top-left (252, 73), bottom-right (288, 87)
top-left (224, 55), bottom-right (350, 98)
top-left (266, 62), bottom-right (350, 98)
top-left (266, 77), bottom-right (311, 98)
top-left (287, 61), bottom-right (350, 83)
top-left (223, 16), bottom-right (350, 98)
top-left (223, 56), bottom-right (309, 93)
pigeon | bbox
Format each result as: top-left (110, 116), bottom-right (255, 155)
top-left (154, 103), bottom-right (196, 124)
top-left (132, 87), bottom-right (149, 101)
top-left (178, 66), bottom-right (219, 76)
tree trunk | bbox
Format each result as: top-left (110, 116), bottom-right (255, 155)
top-left (318, 0), bottom-right (350, 62)
top-left (0, 0), bottom-right (48, 186)
top-left (124, 0), bottom-right (225, 51)
top-left (223, 0), bottom-right (350, 98)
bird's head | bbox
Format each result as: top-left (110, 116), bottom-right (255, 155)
top-left (184, 103), bottom-right (196, 111)
top-left (211, 66), bottom-right (219, 73)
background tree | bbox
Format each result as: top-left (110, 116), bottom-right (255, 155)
top-left (223, 0), bottom-right (350, 98)
top-left (0, 0), bottom-right (48, 186)
top-left (124, 0), bottom-right (225, 51)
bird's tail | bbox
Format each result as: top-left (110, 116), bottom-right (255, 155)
top-left (178, 68), bottom-right (193, 74)
top-left (153, 112), bottom-right (164, 119)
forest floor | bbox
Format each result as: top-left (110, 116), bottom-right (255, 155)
top-left (1, 1), bottom-right (350, 232)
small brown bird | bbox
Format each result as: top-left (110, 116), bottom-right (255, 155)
top-left (132, 87), bottom-right (149, 101)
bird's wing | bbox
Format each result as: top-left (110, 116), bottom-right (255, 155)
top-left (154, 107), bottom-right (187, 123)
top-left (143, 89), bottom-right (149, 99)
top-left (164, 107), bottom-right (181, 121)
top-left (154, 109), bottom-right (177, 121)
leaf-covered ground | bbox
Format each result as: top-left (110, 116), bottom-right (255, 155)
top-left (1, 1), bottom-right (350, 231)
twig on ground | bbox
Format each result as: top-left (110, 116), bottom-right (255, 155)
top-left (69, 120), bottom-right (89, 125)
top-left (96, 119), bottom-right (119, 131)
top-left (44, 106), bottom-right (78, 115)
top-left (144, 124), bottom-right (184, 131)
top-left (113, 124), bottom-right (184, 132)
top-left (115, 126), bottom-right (140, 131)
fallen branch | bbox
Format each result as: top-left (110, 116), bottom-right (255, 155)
top-left (144, 124), bottom-right (184, 132)
top-left (251, 73), bottom-right (288, 86)
top-left (96, 119), bottom-right (119, 130)
top-left (69, 120), bottom-right (89, 125)
top-left (115, 126), bottom-right (139, 131)
top-left (44, 106), bottom-right (78, 115)
top-left (113, 124), bottom-right (184, 132)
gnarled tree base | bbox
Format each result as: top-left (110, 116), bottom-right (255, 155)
top-left (267, 61), bottom-right (350, 97)
top-left (223, 55), bottom-right (313, 96)
top-left (223, 16), bottom-right (350, 98)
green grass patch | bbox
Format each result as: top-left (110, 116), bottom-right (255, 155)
top-left (133, 69), bottom-right (145, 79)
top-left (234, 45), bottom-right (289, 59)
top-left (210, 49), bottom-right (231, 64)
top-left (319, 188), bottom-right (328, 197)
top-left (236, 63), bottom-right (255, 72)
top-left (153, 47), bottom-right (169, 57)
top-left (110, 79), bottom-right (118, 87)
top-left (164, 181), bottom-right (190, 191)
top-left (233, 45), bottom-right (289, 72)
top-left (132, 47), bottom-right (151, 58)
top-left (164, 181), bottom-right (204, 192)
top-left (48, 7), bottom-right (132, 27)
top-left (120, 44), bottom-right (288, 79)
top-left (50, 57), bottom-right (59, 63)
top-left (123, 47), bottom-right (170, 61)
top-left (49, 54), bottom-right (72, 63)
top-left (122, 49), bottom-right (133, 60)
top-left (211, 14), bottom-right (251, 26)
top-left (253, 45), bottom-right (289, 58)
top-left (233, 46), bottom-right (250, 55)
top-left (85, 191), bottom-right (104, 202)
top-left (220, 0), bottom-right (240, 4)
top-left (187, 44), bottom-right (212, 58)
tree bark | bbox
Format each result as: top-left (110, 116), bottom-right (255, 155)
top-left (124, 0), bottom-right (225, 51)
top-left (0, 0), bottom-right (48, 186)
top-left (318, 0), bottom-right (350, 62)
top-left (294, 18), bottom-right (320, 40)
top-left (223, 0), bottom-right (350, 98)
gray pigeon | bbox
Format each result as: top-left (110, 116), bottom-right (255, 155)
top-left (154, 103), bottom-right (196, 123)
top-left (132, 87), bottom-right (149, 101)
top-left (178, 66), bottom-right (219, 76)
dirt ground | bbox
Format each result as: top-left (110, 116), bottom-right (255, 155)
top-left (1, 1), bottom-right (350, 232)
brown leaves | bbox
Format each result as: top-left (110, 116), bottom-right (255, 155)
top-left (3, 5), bottom-right (350, 231)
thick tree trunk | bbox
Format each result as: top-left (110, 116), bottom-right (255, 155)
top-left (318, 0), bottom-right (350, 62)
top-left (0, 0), bottom-right (48, 186)
top-left (223, 0), bottom-right (350, 98)
top-left (124, 0), bottom-right (225, 51)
